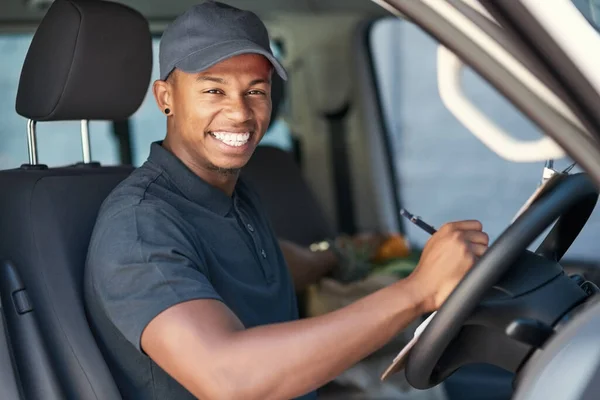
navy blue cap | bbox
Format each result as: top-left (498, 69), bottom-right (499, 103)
top-left (159, 1), bottom-right (287, 81)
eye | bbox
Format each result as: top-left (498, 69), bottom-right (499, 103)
top-left (204, 89), bottom-right (223, 95)
top-left (247, 90), bottom-right (266, 96)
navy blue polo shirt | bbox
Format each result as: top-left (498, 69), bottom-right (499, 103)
top-left (84, 142), bottom-right (316, 400)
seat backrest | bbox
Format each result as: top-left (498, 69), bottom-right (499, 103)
top-left (0, 1), bottom-right (152, 399)
top-left (242, 145), bottom-right (335, 246)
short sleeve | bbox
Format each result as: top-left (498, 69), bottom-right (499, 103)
top-left (86, 204), bottom-right (223, 351)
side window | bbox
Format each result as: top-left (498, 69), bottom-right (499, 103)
top-left (128, 38), bottom-right (293, 166)
top-left (368, 17), bottom-right (600, 261)
top-left (0, 34), bottom-right (119, 169)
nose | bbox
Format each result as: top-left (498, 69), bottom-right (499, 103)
top-left (223, 95), bottom-right (253, 123)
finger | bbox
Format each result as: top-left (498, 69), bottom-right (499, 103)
top-left (462, 230), bottom-right (489, 246)
top-left (448, 220), bottom-right (483, 231)
top-left (469, 243), bottom-right (488, 257)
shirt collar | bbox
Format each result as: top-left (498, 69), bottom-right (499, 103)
top-left (148, 141), bottom-right (234, 216)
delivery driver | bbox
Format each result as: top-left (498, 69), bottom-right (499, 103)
top-left (84, 2), bottom-right (489, 399)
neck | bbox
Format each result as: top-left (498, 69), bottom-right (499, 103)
top-left (162, 136), bottom-right (239, 197)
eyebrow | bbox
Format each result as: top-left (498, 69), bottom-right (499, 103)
top-left (196, 76), bottom-right (226, 84)
top-left (195, 76), bottom-right (270, 86)
top-left (248, 78), bottom-right (270, 86)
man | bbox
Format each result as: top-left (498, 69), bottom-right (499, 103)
top-left (84, 2), bottom-right (489, 400)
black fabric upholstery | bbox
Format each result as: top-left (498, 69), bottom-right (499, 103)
top-left (242, 146), bottom-right (335, 246)
top-left (0, 167), bottom-right (133, 399)
top-left (15, 0), bottom-right (152, 121)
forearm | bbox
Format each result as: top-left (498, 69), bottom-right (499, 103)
top-left (144, 221), bottom-right (486, 400)
top-left (279, 239), bottom-right (337, 291)
top-left (211, 278), bottom-right (425, 400)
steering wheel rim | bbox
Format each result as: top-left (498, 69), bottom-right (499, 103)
top-left (405, 173), bottom-right (599, 389)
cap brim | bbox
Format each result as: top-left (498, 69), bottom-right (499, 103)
top-left (168, 39), bottom-right (288, 81)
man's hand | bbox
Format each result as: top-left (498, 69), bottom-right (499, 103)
top-left (407, 220), bottom-right (489, 312)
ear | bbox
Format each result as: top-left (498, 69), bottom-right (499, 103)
top-left (153, 78), bottom-right (173, 116)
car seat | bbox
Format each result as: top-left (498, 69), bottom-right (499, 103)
top-left (0, 1), bottom-right (152, 399)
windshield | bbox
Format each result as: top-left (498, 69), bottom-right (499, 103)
top-left (575, 0), bottom-right (600, 31)
top-left (368, 16), bottom-right (600, 263)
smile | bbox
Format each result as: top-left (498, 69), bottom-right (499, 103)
top-left (210, 131), bottom-right (251, 147)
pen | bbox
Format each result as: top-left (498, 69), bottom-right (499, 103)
top-left (400, 208), bottom-right (437, 235)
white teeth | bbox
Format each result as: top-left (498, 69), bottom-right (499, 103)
top-left (211, 131), bottom-right (250, 147)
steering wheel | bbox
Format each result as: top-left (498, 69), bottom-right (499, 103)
top-left (405, 173), bottom-right (599, 389)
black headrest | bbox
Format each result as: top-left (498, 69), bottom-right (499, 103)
top-left (16, 0), bottom-right (152, 122)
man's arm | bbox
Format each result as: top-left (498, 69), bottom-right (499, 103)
top-left (142, 277), bottom-right (423, 400)
top-left (279, 232), bottom-right (388, 291)
top-left (278, 239), bottom-right (337, 291)
top-left (141, 220), bottom-right (488, 400)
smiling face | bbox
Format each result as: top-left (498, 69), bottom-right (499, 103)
top-left (153, 53), bottom-right (273, 185)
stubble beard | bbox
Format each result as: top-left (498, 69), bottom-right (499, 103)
top-left (205, 160), bottom-right (241, 176)
top-left (208, 164), bottom-right (240, 176)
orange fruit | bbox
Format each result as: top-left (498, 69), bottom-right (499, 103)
top-left (372, 234), bottom-right (411, 263)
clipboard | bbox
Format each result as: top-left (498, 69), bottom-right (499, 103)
top-left (380, 311), bottom-right (437, 380)
top-left (511, 171), bottom-right (567, 223)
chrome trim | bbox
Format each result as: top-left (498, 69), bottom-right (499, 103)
top-left (26, 119), bottom-right (38, 165)
top-left (80, 119), bottom-right (91, 163)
